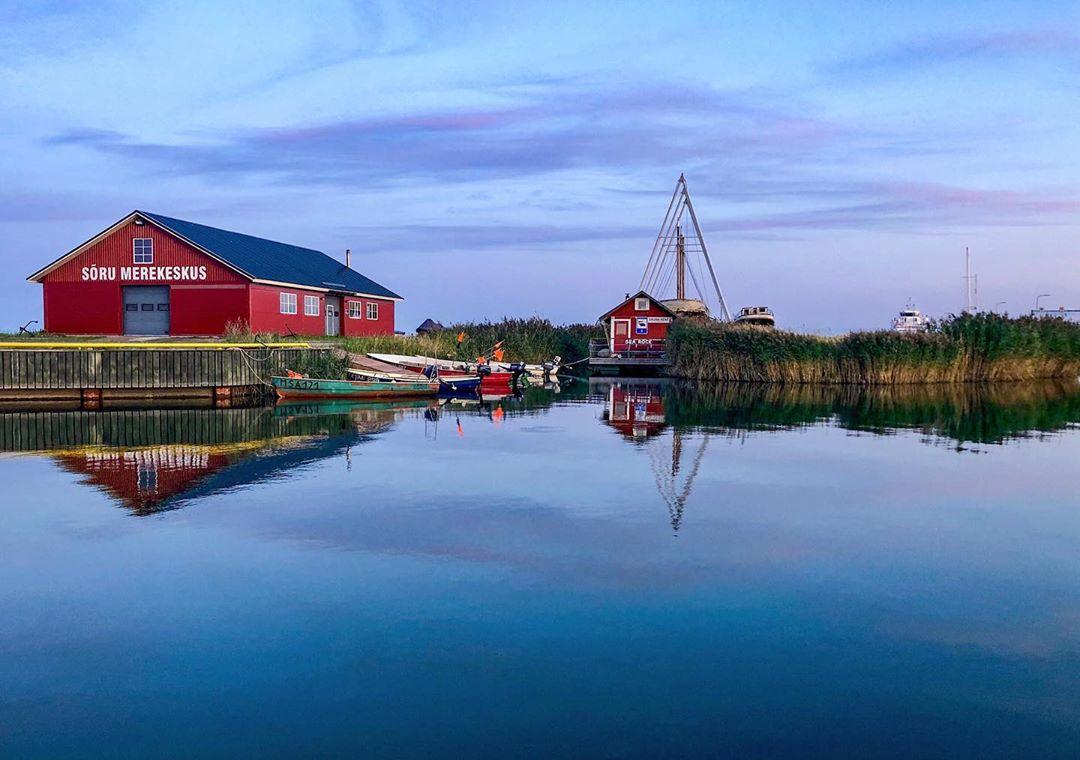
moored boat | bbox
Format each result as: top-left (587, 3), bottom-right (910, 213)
top-left (419, 366), bottom-right (483, 395)
top-left (272, 376), bottom-right (439, 400)
top-left (892, 303), bottom-right (929, 333)
top-left (368, 352), bottom-right (556, 381)
top-left (350, 364), bottom-right (483, 396)
top-left (735, 306), bottom-right (776, 328)
top-left (367, 353), bottom-right (524, 389)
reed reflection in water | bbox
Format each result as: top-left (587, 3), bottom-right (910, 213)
top-left (596, 378), bottom-right (1080, 531)
top-left (661, 378), bottom-right (1080, 445)
top-left (2, 379), bottom-right (1078, 517)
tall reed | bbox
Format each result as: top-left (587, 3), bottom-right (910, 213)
top-left (669, 313), bottom-right (1080, 384)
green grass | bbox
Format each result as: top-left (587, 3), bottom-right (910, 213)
top-left (669, 312), bottom-right (1080, 384)
top-left (283, 349), bottom-right (351, 380)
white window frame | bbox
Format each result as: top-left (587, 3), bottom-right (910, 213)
top-left (347, 301), bottom-right (362, 319)
top-left (634, 297), bottom-right (649, 311)
top-left (366, 302), bottom-right (379, 320)
top-left (304, 295), bottom-right (320, 316)
top-left (133, 238), bottom-right (154, 264)
top-left (279, 292), bottom-right (297, 315)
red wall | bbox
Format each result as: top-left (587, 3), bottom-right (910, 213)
top-left (44, 281), bottom-right (123, 334)
top-left (248, 286), bottom-right (396, 336)
top-left (172, 284), bottom-right (250, 335)
top-left (605, 297), bottom-right (672, 352)
top-left (43, 220), bottom-right (243, 284)
top-left (249, 284), bottom-right (327, 336)
top-left (40, 219), bottom-right (249, 335)
top-left (342, 296), bottom-right (395, 337)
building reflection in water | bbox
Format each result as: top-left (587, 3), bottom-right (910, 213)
top-left (3, 378), bottom-right (1078, 522)
top-left (594, 376), bottom-right (1080, 533)
top-left (0, 389), bottom-right (547, 515)
top-left (1, 400), bottom-right (433, 515)
top-left (595, 378), bottom-right (709, 533)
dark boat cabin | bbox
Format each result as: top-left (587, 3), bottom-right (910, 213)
top-left (598, 291), bottom-right (676, 357)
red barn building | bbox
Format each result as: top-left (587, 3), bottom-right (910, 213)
top-left (598, 290), bottom-right (675, 357)
top-left (27, 211), bottom-right (400, 336)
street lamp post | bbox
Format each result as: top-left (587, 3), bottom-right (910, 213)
top-left (993, 301), bottom-right (1007, 313)
top-left (1035, 294), bottom-right (1051, 312)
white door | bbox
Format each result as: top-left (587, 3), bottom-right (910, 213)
top-left (611, 319), bottom-right (630, 351)
top-left (325, 297), bottom-right (341, 336)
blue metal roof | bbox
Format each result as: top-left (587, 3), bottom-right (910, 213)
top-left (140, 211), bottom-right (400, 299)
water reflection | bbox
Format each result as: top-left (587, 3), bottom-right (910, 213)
top-left (594, 378), bottom-right (1080, 532)
top-left (1, 401), bottom-right (430, 514)
top-left (596, 379), bottom-right (705, 532)
top-left (594, 377), bottom-right (1080, 446)
top-left (5, 381), bottom-right (1080, 757)
top-left (3, 379), bottom-right (1078, 515)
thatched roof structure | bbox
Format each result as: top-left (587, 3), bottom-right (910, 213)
top-left (415, 318), bottom-right (446, 334)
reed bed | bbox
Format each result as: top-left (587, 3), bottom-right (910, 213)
top-left (217, 317), bottom-right (599, 364)
top-left (669, 313), bottom-right (1080, 384)
top-left (338, 317), bottom-right (602, 364)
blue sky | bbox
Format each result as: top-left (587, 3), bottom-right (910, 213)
top-left (2, 0), bottom-right (1079, 332)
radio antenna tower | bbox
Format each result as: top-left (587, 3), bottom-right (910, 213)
top-left (639, 174), bottom-right (732, 321)
top-left (963, 247), bottom-right (978, 312)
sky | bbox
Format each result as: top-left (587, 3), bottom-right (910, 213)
top-left (1, 0), bottom-right (1079, 333)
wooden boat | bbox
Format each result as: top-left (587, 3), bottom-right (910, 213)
top-left (367, 352), bottom-right (559, 381)
top-left (433, 374), bottom-right (483, 394)
top-left (367, 353), bottom-right (523, 389)
top-left (271, 376), bottom-right (439, 400)
top-left (348, 361), bottom-right (481, 395)
top-left (347, 367), bottom-right (429, 382)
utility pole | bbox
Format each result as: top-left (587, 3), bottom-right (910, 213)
top-left (963, 247), bottom-right (977, 313)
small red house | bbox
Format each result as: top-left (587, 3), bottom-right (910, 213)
top-left (27, 211), bottom-right (400, 337)
top-left (598, 291), bottom-right (675, 357)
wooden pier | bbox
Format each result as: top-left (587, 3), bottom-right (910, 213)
top-left (587, 339), bottom-right (671, 375)
top-left (0, 344), bottom-right (326, 408)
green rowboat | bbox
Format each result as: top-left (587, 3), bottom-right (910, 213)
top-left (271, 376), bottom-right (439, 400)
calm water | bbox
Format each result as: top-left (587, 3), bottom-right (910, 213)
top-left (3, 380), bottom-right (1080, 758)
